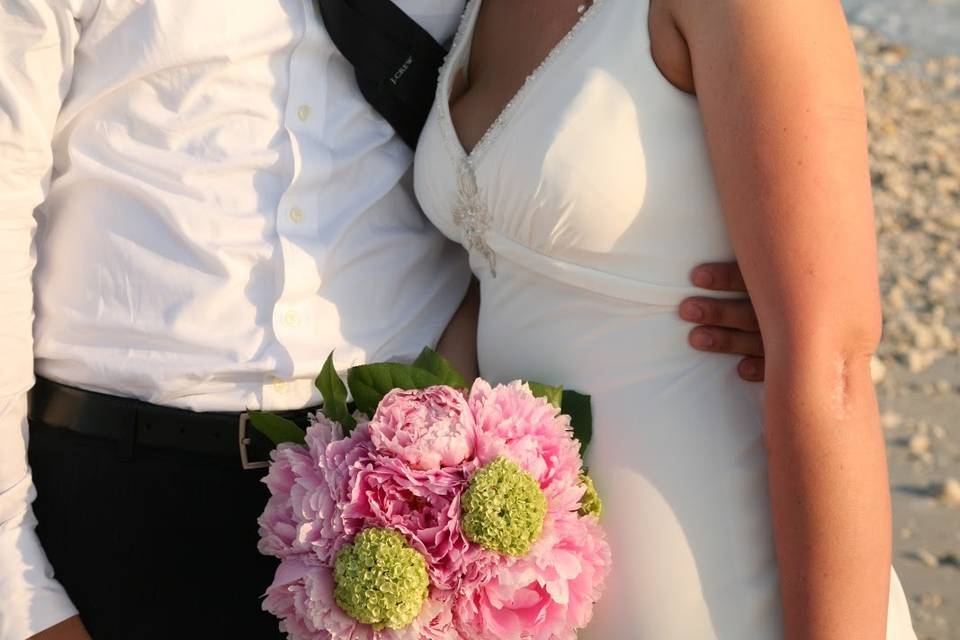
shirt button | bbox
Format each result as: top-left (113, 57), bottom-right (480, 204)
top-left (297, 104), bottom-right (312, 122)
top-left (282, 310), bottom-right (300, 327)
top-left (289, 206), bottom-right (304, 223)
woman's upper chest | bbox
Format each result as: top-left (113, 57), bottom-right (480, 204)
top-left (448, 0), bottom-right (592, 154)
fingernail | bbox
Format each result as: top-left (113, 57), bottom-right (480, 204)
top-left (691, 331), bottom-right (714, 349)
top-left (680, 302), bottom-right (704, 322)
top-left (741, 362), bottom-right (758, 378)
top-left (692, 269), bottom-right (713, 288)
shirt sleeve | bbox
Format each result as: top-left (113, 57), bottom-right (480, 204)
top-left (0, 2), bottom-right (84, 637)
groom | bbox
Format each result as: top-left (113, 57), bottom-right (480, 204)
top-left (0, 2), bottom-right (765, 639)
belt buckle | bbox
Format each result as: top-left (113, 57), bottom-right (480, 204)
top-left (238, 412), bottom-right (269, 470)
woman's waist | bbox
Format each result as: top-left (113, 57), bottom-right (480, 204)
top-left (477, 305), bottom-right (753, 399)
top-left (477, 319), bottom-right (766, 469)
top-left (478, 232), bottom-right (742, 307)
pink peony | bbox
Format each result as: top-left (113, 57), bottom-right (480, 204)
top-left (415, 589), bottom-right (462, 640)
top-left (259, 414), bottom-right (373, 566)
top-left (468, 380), bottom-right (584, 515)
top-left (259, 440), bottom-right (341, 564)
top-left (258, 443), bottom-right (314, 560)
top-left (262, 560), bottom-right (332, 640)
top-left (454, 512), bottom-right (611, 640)
top-left (368, 386), bottom-right (476, 470)
top-left (264, 558), bottom-right (462, 640)
top-left (342, 452), bottom-right (481, 590)
top-left (316, 416), bottom-right (375, 507)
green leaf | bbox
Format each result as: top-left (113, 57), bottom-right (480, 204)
top-left (247, 411), bottom-right (306, 446)
top-left (412, 347), bottom-right (468, 389)
top-left (561, 390), bottom-right (593, 455)
top-left (347, 363), bottom-right (443, 417)
top-left (315, 352), bottom-right (356, 431)
top-left (527, 381), bottom-right (563, 409)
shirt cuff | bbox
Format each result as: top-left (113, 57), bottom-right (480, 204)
top-left (0, 522), bottom-right (77, 640)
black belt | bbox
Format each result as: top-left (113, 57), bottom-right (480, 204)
top-left (27, 377), bottom-right (320, 470)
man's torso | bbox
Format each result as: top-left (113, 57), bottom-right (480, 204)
top-left (32, 0), bottom-right (470, 411)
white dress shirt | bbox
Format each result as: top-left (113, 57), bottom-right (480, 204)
top-left (0, 0), bottom-right (469, 636)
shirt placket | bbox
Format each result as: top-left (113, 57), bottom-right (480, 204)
top-left (263, 0), bottom-right (331, 409)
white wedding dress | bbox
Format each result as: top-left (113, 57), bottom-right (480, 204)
top-left (414, 0), bottom-right (916, 637)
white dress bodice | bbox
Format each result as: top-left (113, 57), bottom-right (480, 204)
top-left (415, 0), bottom-right (737, 299)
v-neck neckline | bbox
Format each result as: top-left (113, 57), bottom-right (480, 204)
top-left (439, 0), bottom-right (605, 164)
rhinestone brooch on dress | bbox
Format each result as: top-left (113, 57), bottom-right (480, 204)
top-left (452, 160), bottom-right (497, 276)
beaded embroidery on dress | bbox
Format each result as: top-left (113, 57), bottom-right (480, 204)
top-left (451, 160), bottom-right (496, 276)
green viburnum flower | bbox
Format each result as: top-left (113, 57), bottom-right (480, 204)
top-left (578, 472), bottom-right (603, 518)
top-left (333, 527), bottom-right (429, 630)
top-left (461, 456), bottom-right (547, 556)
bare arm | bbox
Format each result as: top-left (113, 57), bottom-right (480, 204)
top-left (672, 1), bottom-right (891, 637)
top-left (435, 278), bottom-right (480, 382)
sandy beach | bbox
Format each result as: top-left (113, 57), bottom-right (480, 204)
top-left (852, 22), bottom-right (960, 640)
top-left (845, 0), bottom-right (960, 58)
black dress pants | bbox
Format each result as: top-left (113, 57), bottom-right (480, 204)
top-left (28, 421), bottom-right (286, 639)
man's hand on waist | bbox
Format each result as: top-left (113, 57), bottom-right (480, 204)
top-left (680, 262), bottom-right (766, 382)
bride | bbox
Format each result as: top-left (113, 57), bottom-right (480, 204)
top-left (415, 0), bottom-right (916, 638)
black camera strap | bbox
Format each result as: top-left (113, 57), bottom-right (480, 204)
top-left (316, 0), bottom-right (449, 149)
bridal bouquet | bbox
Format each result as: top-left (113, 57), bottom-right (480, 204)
top-left (251, 349), bottom-right (610, 640)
